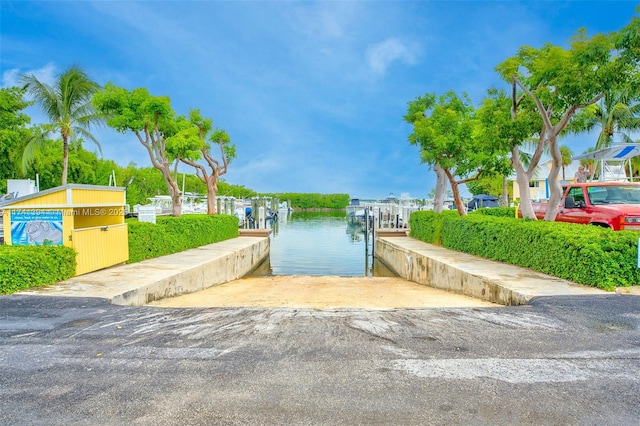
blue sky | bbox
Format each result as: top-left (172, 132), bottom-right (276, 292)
top-left (1, 1), bottom-right (637, 199)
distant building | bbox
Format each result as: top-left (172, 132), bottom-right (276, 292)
top-left (512, 159), bottom-right (584, 201)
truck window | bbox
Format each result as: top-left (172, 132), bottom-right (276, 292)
top-left (567, 187), bottom-right (585, 205)
top-left (605, 188), bottom-right (624, 202)
top-left (587, 185), bottom-right (640, 205)
top-left (587, 187), bottom-right (607, 205)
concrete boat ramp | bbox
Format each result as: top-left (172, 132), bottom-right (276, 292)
top-left (17, 233), bottom-right (617, 308)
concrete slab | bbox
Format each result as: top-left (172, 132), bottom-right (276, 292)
top-left (375, 236), bottom-right (610, 305)
top-left (18, 236), bottom-right (270, 306)
top-left (147, 275), bottom-right (499, 309)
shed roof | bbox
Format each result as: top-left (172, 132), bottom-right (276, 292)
top-left (0, 184), bottom-right (125, 208)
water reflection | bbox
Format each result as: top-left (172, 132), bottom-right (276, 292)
top-left (345, 220), bottom-right (365, 243)
top-left (250, 211), bottom-right (397, 277)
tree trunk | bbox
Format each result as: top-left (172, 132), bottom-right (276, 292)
top-left (440, 168), bottom-right (467, 216)
top-left (206, 176), bottom-right (216, 215)
top-left (512, 146), bottom-right (537, 219)
top-left (432, 164), bottom-right (447, 213)
top-left (501, 176), bottom-right (508, 206)
top-left (61, 137), bottom-right (69, 185)
top-left (450, 180), bottom-right (467, 216)
top-left (543, 135), bottom-right (564, 221)
top-left (162, 169), bottom-right (182, 217)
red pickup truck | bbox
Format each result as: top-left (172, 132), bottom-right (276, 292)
top-left (525, 182), bottom-right (640, 231)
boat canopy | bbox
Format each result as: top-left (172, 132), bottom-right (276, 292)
top-left (573, 143), bottom-right (640, 162)
top-left (573, 143), bottom-right (640, 182)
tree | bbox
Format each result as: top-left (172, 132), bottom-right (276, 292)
top-left (405, 91), bottom-right (509, 215)
top-left (560, 145), bottom-right (573, 181)
top-left (171, 110), bottom-right (236, 214)
top-left (404, 93), bottom-right (448, 212)
top-left (474, 88), bottom-right (542, 217)
top-left (0, 86), bottom-right (33, 193)
top-left (496, 16), bottom-right (639, 221)
top-left (466, 175), bottom-right (507, 199)
top-left (569, 89), bottom-right (640, 179)
top-left (579, 90), bottom-right (640, 149)
top-left (21, 64), bottom-right (102, 185)
top-left (22, 140), bottom-right (104, 190)
top-left (93, 83), bottom-right (186, 216)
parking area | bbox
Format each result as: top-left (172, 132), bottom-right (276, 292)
top-left (1, 294), bottom-right (639, 425)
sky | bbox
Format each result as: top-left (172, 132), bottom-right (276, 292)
top-left (1, 1), bottom-right (638, 200)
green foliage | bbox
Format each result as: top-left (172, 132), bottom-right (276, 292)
top-left (469, 207), bottom-right (516, 217)
top-left (127, 214), bottom-right (238, 263)
top-left (15, 136), bottom-right (254, 208)
top-left (24, 141), bottom-right (111, 189)
top-left (267, 193), bottom-right (350, 209)
top-left (410, 211), bottom-right (640, 290)
top-left (218, 181), bottom-right (257, 199)
top-left (405, 91), bottom-right (513, 214)
top-left (93, 84), bottom-right (173, 134)
top-left (0, 246), bottom-right (76, 294)
top-left (21, 65), bottom-right (103, 185)
top-left (465, 175), bottom-right (507, 200)
top-left (409, 210), bottom-right (459, 245)
top-left (0, 87), bottom-right (33, 192)
top-left (291, 210), bottom-right (347, 220)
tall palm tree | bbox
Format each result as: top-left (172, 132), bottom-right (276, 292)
top-left (583, 90), bottom-right (640, 150)
top-left (21, 65), bottom-right (102, 185)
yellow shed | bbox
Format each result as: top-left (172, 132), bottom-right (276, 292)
top-left (1, 184), bottom-right (129, 275)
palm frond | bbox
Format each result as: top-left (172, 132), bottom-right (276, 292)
top-left (73, 127), bottom-right (102, 155)
top-left (20, 74), bottom-right (61, 122)
top-left (21, 126), bottom-right (52, 173)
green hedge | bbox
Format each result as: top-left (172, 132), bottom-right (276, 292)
top-left (410, 210), bottom-right (640, 291)
top-left (269, 193), bottom-right (350, 210)
top-left (127, 214), bottom-right (239, 263)
top-left (0, 246), bottom-right (76, 294)
top-left (470, 207), bottom-right (516, 218)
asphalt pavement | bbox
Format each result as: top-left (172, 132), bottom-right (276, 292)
top-left (1, 293), bottom-right (639, 425)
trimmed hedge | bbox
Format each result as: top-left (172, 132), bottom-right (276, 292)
top-left (127, 214), bottom-right (239, 263)
top-left (410, 210), bottom-right (640, 291)
top-left (0, 245), bottom-right (76, 294)
top-left (470, 207), bottom-right (516, 218)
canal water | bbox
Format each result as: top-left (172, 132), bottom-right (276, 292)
top-left (250, 211), bottom-right (397, 277)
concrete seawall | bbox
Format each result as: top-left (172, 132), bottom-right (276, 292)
top-left (19, 236), bottom-right (270, 306)
top-left (375, 236), bottom-right (607, 305)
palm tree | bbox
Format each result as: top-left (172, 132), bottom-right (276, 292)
top-left (560, 145), bottom-right (573, 180)
top-left (21, 65), bottom-right (102, 185)
top-left (582, 90), bottom-right (640, 149)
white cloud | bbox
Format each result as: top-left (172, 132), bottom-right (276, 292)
top-left (1, 69), bottom-right (20, 88)
top-left (290, 2), bottom-right (360, 40)
top-left (2, 63), bottom-right (57, 88)
top-left (366, 38), bottom-right (418, 75)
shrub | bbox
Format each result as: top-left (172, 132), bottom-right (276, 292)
top-left (0, 245), bottom-right (76, 294)
top-left (469, 207), bottom-right (516, 218)
top-left (410, 211), bottom-right (640, 290)
top-left (127, 214), bottom-right (239, 263)
top-left (409, 210), bottom-right (459, 245)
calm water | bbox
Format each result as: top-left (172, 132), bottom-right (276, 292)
top-left (251, 211), bottom-right (397, 277)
